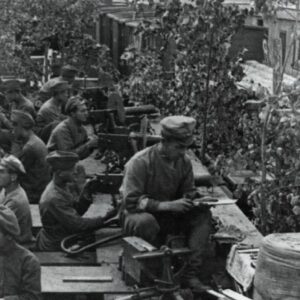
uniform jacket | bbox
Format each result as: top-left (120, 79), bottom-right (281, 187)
top-left (36, 181), bottom-right (104, 251)
top-left (0, 185), bottom-right (35, 248)
top-left (120, 144), bottom-right (195, 213)
top-left (11, 133), bottom-right (51, 204)
top-left (0, 241), bottom-right (41, 300)
top-left (11, 97), bottom-right (36, 119)
top-left (36, 98), bottom-right (65, 128)
top-left (47, 118), bottom-right (90, 159)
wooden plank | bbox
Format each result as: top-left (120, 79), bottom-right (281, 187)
top-left (226, 170), bottom-right (274, 186)
top-left (212, 204), bottom-right (263, 248)
top-left (34, 251), bottom-right (98, 266)
top-left (190, 159), bottom-right (263, 247)
top-left (96, 228), bottom-right (123, 264)
top-left (63, 276), bottom-right (113, 282)
top-left (41, 265), bottom-right (131, 294)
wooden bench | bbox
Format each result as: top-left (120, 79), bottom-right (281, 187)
top-left (34, 251), bottom-right (99, 266)
top-left (191, 161), bottom-right (263, 248)
top-left (41, 264), bottom-right (130, 299)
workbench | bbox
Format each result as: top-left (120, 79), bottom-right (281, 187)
top-left (192, 162), bottom-right (263, 248)
top-left (41, 264), bottom-right (130, 299)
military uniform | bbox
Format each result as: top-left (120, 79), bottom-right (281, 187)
top-left (13, 134), bottom-right (50, 204)
top-left (39, 65), bottom-right (78, 102)
top-left (36, 98), bottom-right (66, 128)
top-left (36, 151), bottom-right (108, 251)
top-left (4, 80), bottom-right (36, 119)
top-left (10, 111), bottom-right (51, 204)
top-left (36, 81), bottom-right (69, 143)
top-left (10, 96), bottom-right (36, 119)
top-left (47, 96), bottom-right (96, 159)
top-left (0, 184), bottom-right (35, 249)
top-left (121, 116), bottom-right (212, 288)
top-left (0, 205), bottom-right (41, 300)
top-left (47, 118), bottom-right (90, 159)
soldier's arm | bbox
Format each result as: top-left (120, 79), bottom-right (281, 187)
top-left (122, 158), bottom-right (161, 213)
top-left (6, 254), bottom-right (42, 300)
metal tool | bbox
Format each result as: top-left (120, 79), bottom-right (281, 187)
top-left (61, 215), bottom-right (122, 255)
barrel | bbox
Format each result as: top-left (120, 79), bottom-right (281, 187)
top-left (254, 233), bottom-right (300, 300)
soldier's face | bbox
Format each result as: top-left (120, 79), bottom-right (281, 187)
top-left (165, 141), bottom-right (187, 161)
top-left (6, 90), bottom-right (21, 102)
top-left (58, 90), bottom-right (69, 103)
top-left (0, 167), bottom-right (12, 188)
top-left (74, 104), bottom-right (88, 123)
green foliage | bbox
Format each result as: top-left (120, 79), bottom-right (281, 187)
top-left (0, 0), bottom-right (116, 82)
top-left (121, 0), bottom-right (246, 158)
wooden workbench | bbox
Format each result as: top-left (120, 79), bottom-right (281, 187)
top-left (191, 160), bottom-right (263, 248)
top-left (41, 264), bottom-right (130, 298)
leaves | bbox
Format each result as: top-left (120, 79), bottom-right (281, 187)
top-left (0, 0), bottom-right (117, 82)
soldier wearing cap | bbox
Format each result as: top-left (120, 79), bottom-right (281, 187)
top-left (0, 155), bottom-right (35, 249)
top-left (39, 64), bottom-right (78, 102)
top-left (0, 80), bottom-right (36, 131)
top-left (10, 110), bottom-right (51, 204)
top-left (36, 151), bottom-right (115, 251)
top-left (36, 80), bottom-right (69, 142)
top-left (0, 205), bottom-right (41, 300)
top-left (47, 96), bottom-right (98, 159)
top-left (120, 115), bottom-right (212, 292)
top-left (4, 79), bottom-right (36, 118)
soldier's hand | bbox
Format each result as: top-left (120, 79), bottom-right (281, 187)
top-left (169, 198), bottom-right (194, 213)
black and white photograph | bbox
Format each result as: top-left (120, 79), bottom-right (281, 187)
top-left (0, 0), bottom-right (299, 299)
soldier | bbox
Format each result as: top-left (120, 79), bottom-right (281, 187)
top-left (36, 80), bottom-right (69, 142)
top-left (0, 155), bottom-right (35, 249)
top-left (120, 116), bottom-right (212, 292)
top-left (36, 151), bottom-right (116, 251)
top-left (0, 205), bottom-right (41, 300)
top-left (4, 79), bottom-right (36, 118)
top-left (0, 79), bottom-right (36, 131)
top-left (11, 110), bottom-right (51, 204)
top-left (39, 64), bottom-right (78, 102)
top-left (47, 96), bottom-right (98, 159)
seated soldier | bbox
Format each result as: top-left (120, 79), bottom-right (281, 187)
top-left (39, 64), bottom-right (78, 103)
top-left (0, 79), bottom-right (36, 131)
top-left (0, 155), bottom-right (35, 249)
top-left (36, 80), bottom-right (69, 143)
top-left (36, 151), bottom-right (115, 251)
top-left (47, 96), bottom-right (98, 159)
top-left (4, 79), bottom-right (36, 118)
top-left (10, 110), bottom-right (51, 204)
top-left (0, 205), bottom-right (41, 300)
top-left (120, 116), bottom-right (212, 292)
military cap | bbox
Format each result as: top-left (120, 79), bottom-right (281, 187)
top-left (46, 151), bottom-right (79, 171)
top-left (4, 79), bottom-right (21, 92)
top-left (160, 115), bottom-right (196, 146)
top-left (61, 65), bottom-right (78, 76)
top-left (0, 155), bottom-right (26, 175)
top-left (11, 110), bottom-right (35, 129)
top-left (65, 96), bottom-right (85, 115)
top-left (49, 80), bottom-right (70, 93)
top-left (0, 205), bottom-right (20, 237)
